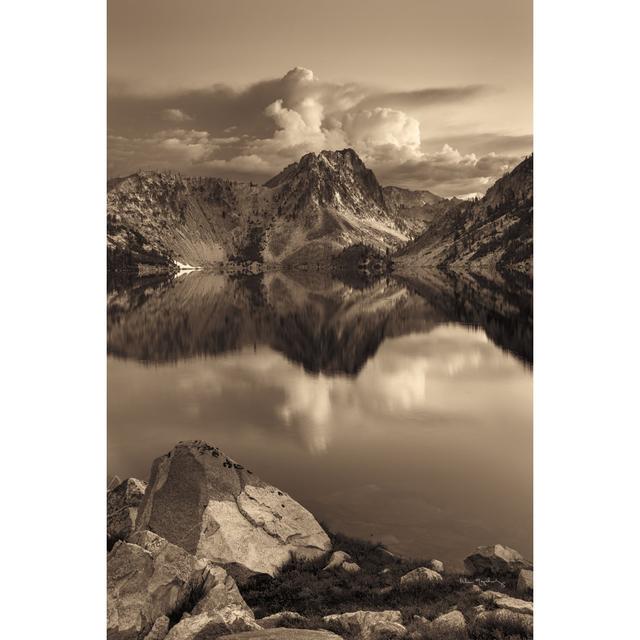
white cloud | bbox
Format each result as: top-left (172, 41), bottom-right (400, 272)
top-left (343, 108), bottom-right (422, 157)
top-left (109, 67), bottom-right (529, 195)
top-left (161, 108), bottom-right (193, 122)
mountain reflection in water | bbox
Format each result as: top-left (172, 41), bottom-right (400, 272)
top-left (108, 270), bottom-right (532, 567)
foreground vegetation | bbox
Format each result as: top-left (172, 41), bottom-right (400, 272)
top-left (239, 531), bottom-right (532, 640)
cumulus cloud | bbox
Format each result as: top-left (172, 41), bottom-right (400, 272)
top-left (161, 108), bottom-right (193, 122)
top-left (343, 108), bottom-right (421, 158)
top-left (108, 66), bottom-right (530, 195)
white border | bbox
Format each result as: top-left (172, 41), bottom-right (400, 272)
top-left (1, 1), bottom-right (639, 638)
top-left (1, 1), bottom-right (105, 637)
top-left (535, 0), bottom-right (639, 637)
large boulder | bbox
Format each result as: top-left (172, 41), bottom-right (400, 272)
top-left (108, 478), bottom-right (148, 543)
top-left (400, 567), bottom-right (443, 586)
top-left (135, 441), bottom-right (331, 576)
top-left (464, 544), bottom-right (532, 576)
top-left (218, 631), bottom-right (343, 640)
top-left (517, 569), bottom-right (534, 595)
top-left (323, 610), bottom-right (406, 640)
top-left (107, 530), bottom-right (256, 640)
top-left (107, 531), bottom-right (209, 640)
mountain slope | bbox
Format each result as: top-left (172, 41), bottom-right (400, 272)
top-left (107, 149), bottom-right (410, 272)
top-left (107, 172), bottom-right (271, 272)
top-left (382, 186), bottom-right (445, 236)
top-left (394, 155), bottom-right (533, 274)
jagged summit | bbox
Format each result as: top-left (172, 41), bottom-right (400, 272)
top-left (264, 148), bottom-right (387, 218)
top-left (264, 149), bottom-right (386, 212)
top-left (265, 148), bottom-right (371, 185)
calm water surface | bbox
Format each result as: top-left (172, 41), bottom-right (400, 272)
top-left (107, 270), bottom-right (532, 567)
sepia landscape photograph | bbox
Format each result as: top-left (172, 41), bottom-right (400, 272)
top-left (7, 2), bottom-right (640, 640)
top-left (106, 1), bottom-right (533, 639)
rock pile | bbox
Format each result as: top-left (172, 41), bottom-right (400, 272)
top-left (108, 441), bottom-right (333, 639)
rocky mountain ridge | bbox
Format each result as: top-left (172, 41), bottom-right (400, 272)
top-left (108, 149), bottom-right (422, 273)
top-left (395, 156), bottom-right (533, 275)
top-left (108, 149), bottom-right (533, 277)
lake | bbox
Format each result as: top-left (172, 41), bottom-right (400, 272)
top-left (107, 269), bottom-right (532, 568)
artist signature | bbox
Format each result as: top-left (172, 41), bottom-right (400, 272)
top-left (459, 577), bottom-right (506, 589)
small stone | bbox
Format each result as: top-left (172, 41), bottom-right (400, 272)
top-left (342, 561), bottom-right (361, 574)
top-left (479, 591), bottom-right (533, 615)
top-left (400, 567), bottom-right (443, 586)
top-left (322, 551), bottom-right (352, 571)
top-left (428, 559), bottom-right (444, 573)
top-left (258, 611), bottom-right (308, 629)
top-left (431, 610), bottom-right (466, 635)
top-left (464, 544), bottom-right (532, 576)
top-left (475, 610), bottom-right (533, 635)
top-left (323, 610), bottom-right (406, 640)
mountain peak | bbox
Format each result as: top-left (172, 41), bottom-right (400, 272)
top-left (264, 148), bottom-right (387, 215)
top-left (265, 148), bottom-right (366, 188)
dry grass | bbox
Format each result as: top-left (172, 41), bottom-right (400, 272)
top-left (238, 530), bottom-right (532, 640)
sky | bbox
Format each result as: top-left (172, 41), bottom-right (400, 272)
top-left (108, 0), bottom-right (532, 197)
